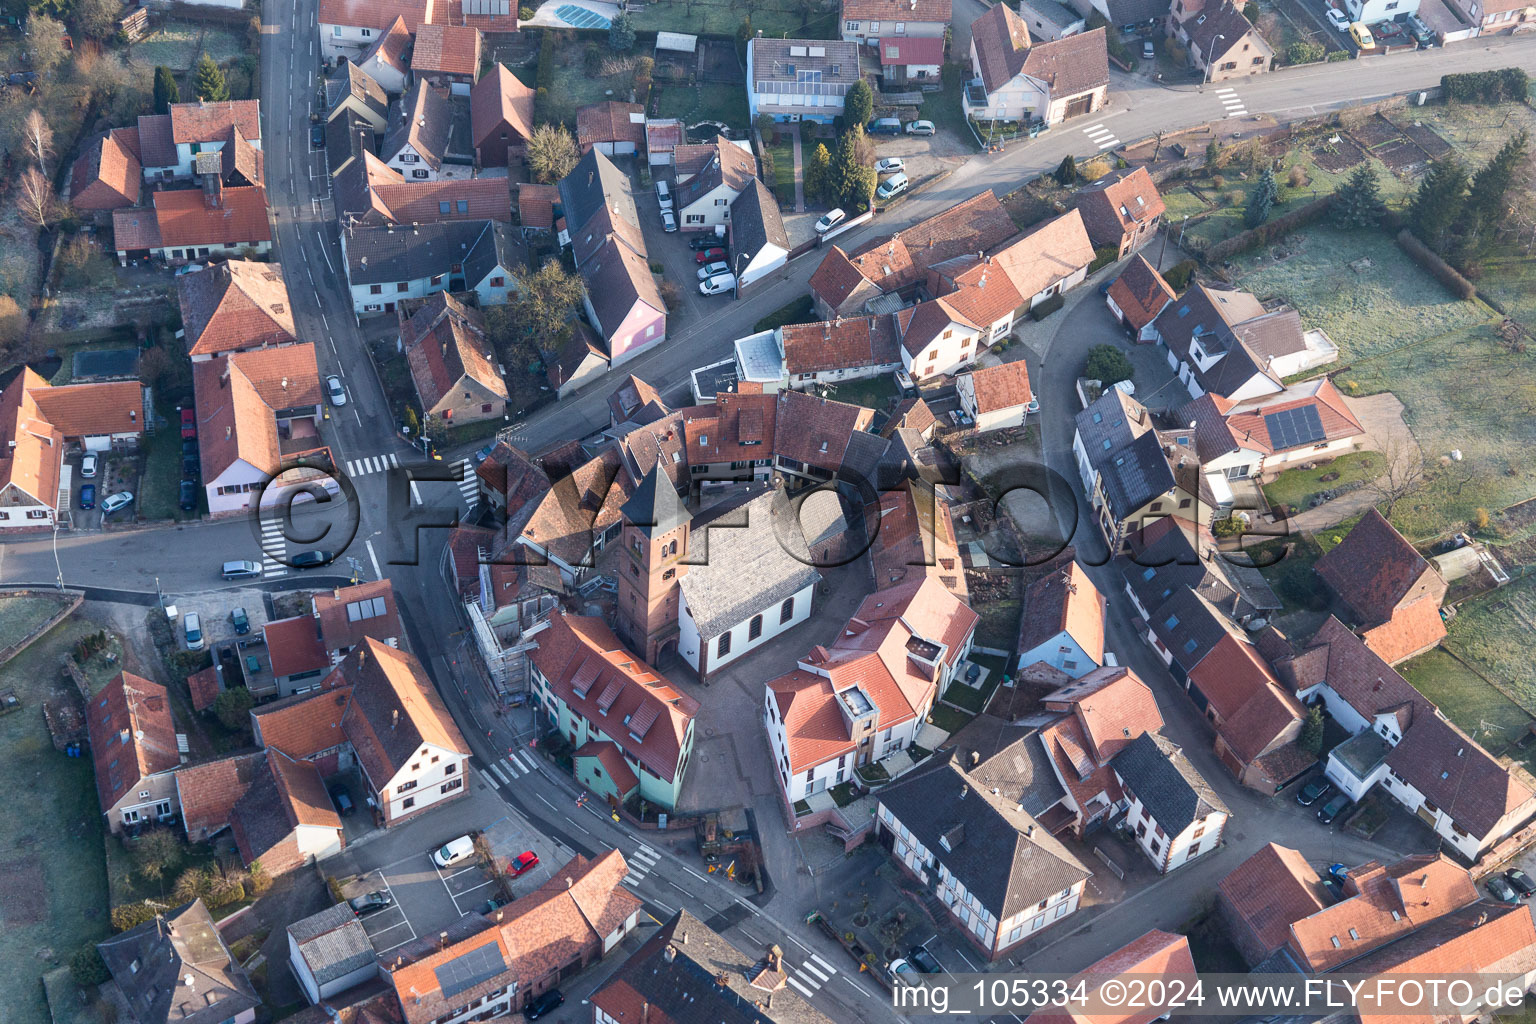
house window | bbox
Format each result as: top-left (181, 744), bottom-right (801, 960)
top-left (1150, 502), bottom-right (1163, 512)
top-left (895, 21), bottom-right (905, 30)
top-left (942, 330), bottom-right (953, 340)
top-left (370, 284), bottom-right (383, 294)
top-left (397, 283), bottom-right (409, 293)
top-left (718, 632), bottom-right (732, 657)
top-left (457, 200), bottom-right (468, 213)
top-left (780, 597), bottom-right (795, 623)
top-left (445, 762), bottom-right (456, 775)
top-left (440, 778), bottom-right (463, 794)
top-left (1252, 56), bottom-right (1265, 65)
top-left (431, 275), bottom-right (443, 287)
top-left (439, 201), bottom-right (451, 214)
top-left (1179, 498), bottom-right (1192, 508)
top-left (481, 404), bottom-right (492, 413)
top-left (400, 153), bottom-right (418, 163)
top-left (399, 779), bottom-right (418, 792)
top-left (749, 615), bottom-right (763, 641)
top-left (413, 169), bottom-right (429, 179)
top-left (663, 568), bottom-right (675, 580)
top-left (490, 276), bottom-right (505, 287)
top-left (961, 337), bottom-right (971, 348)
top-left (927, 349), bottom-right (938, 359)
top-left (402, 796), bottom-right (415, 809)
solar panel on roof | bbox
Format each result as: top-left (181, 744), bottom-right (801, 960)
top-left (1264, 404), bottom-right (1325, 451)
top-left (435, 943), bottom-right (507, 999)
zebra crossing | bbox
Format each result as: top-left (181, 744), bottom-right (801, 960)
top-left (623, 844), bottom-right (660, 886)
top-left (1216, 87), bottom-right (1248, 118)
top-left (1082, 122), bottom-right (1121, 150)
top-left (258, 517), bottom-right (288, 578)
top-left (451, 459), bottom-right (479, 507)
top-left (787, 954), bottom-right (838, 999)
top-left (344, 453), bottom-right (399, 478)
top-left (482, 750), bottom-right (541, 787)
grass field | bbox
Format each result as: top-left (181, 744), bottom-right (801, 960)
top-left (823, 375), bottom-right (898, 410)
top-left (1400, 647), bottom-right (1536, 771)
top-left (763, 136), bottom-right (795, 203)
top-left (973, 598), bottom-right (1021, 650)
top-left (628, 0), bottom-right (831, 38)
top-left (1261, 451), bottom-right (1380, 514)
top-left (655, 83), bottom-right (750, 129)
top-left (1228, 226), bottom-right (1486, 364)
top-left (127, 25), bottom-right (246, 72)
top-left (0, 593), bottom-right (74, 650)
top-left (1441, 575), bottom-right (1536, 712)
top-left (0, 614), bottom-right (115, 1024)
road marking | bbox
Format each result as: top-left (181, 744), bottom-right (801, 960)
top-left (624, 844), bottom-right (661, 885)
top-left (488, 761), bottom-right (510, 784)
top-left (801, 960), bottom-right (830, 982)
top-left (786, 976), bottom-right (817, 999)
top-left (365, 538), bottom-right (382, 580)
top-left (483, 772), bottom-right (501, 789)
top-left (514, 751), bottom-right (538, 773)
top-left (1082, 122), bottom-right (1121, 150)
top-left (809, 953), bottom-right (836, 975)
top-left (1216, 87), bottom-right (1248, 117)
top-left (452, 459), bottom-right (479, 506)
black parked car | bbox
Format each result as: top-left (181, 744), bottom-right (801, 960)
top-left (1506, 868), bottom-right (1536, 899)
top-left (348, 890), bottom-right (393, 915)
top-left (907, 947), bottom-right (942, 973)
top-left (524, 990), bottom-right (564, 1021)
top-left (1488, 874), bottom-right (1521, 902)
top-left (311, 123), bottom-right (326, 149)
top-left (1296, 778), bottom-right (1333, 806)
top-left (1316, 794), bottom-right (1351, 825)
top-left (291, 549), bottom-right (336, 568)
top-left (183, 454), bottom-right (201, 479)
top-left (179, 479), bottom-right (198, 511)
top-left (687, 235), bottom-right (725, 252)
top-left (329, 785), bottom-right (355, 816)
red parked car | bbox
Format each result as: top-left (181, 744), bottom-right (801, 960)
top-left (507, 851), bottom-right (539, 877)
top-left (694, 247), bottom-right (726, 264)
top-left (180, 407), bottom-right (197, 439)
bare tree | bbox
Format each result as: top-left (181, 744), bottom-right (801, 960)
top-left (1365, 436), bottom-right (1426, 521)
top-left (16, 167), bottom-right (58, 228)
top-left (24, 14), bottom-right (68, 76)
top-left (24, 109), bottom-right (53, 175)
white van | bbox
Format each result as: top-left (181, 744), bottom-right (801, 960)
top-left (876, 172), bottom-right (909, 200)
top-left (699, 272), bottom-right (737, 295)
top-left (184, 613), bottom-right (205, 651)
top-left (432, 835), bottom-right (476, 868)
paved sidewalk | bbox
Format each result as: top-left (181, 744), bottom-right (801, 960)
top-left (789, 122), bottom-right (806, 213)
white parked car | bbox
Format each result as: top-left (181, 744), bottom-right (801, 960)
top-left (874, 157), bottom-right (905, 174)
top-left (433, 835), bottom-right (476, 868)
top-left (697, 261), bottom-right (730, 281)
top-left (1326, 6), bottom-right (1349, 28)
top-left (101, 491), bottom-right (134, 514)
top-left (699, 272), bottom-right (737, 295)
top-left (183, 612), bottom-right (204, 651)
top-left (655, 180), bottom-right (673, 211)
top-left (80, 452), bottom-right (98, 478)
top-left (661, 209), bottom-right (678, 233)
top-left (905, 120), bottom-right (935, 136)
top-left (814, 208), bottom-right (846, 234)
top-left (876, 173), bottom-right (909, 200)
top-left (325, 375), bottom-right (347, 405)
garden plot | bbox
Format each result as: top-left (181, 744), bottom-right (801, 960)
top-left (1441, 575), bottom-right (1536, 711)
top-left (127, 24), bottom-right (245, 72)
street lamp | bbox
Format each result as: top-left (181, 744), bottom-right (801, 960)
top-left (1203, 34), bottom-right (1226, 87)
top-left (52, 521), bottom-right (63, 591)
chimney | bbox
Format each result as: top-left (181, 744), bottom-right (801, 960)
top-left (960, 784), bottom-right (968, 799)
top-left (392, 709), bottom-right (399, 730)
top-left (767, 944), bottom-right (782, 972)
top-left (664, 945), bottom-right (677, 963)
top-left (969, 750), bottom-right (979, 768)
top-left (225, 425), bottom-right (232, 440)
top-left (680, 930), bottom-right (688, 944)
top-left (642, 1003), bottom-right (649, 1024)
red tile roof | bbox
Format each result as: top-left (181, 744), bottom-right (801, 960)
top-left (169, 100), bottom-right (261, 144)
top-left (0, 368), bottom-right (63, 508)
top-left (401, 291), bottom-right (509, 411)
top-left (320, 0), bottom-right (435, 32)
top-left (411, 23), bottom-right (482, 76)
top-left (175, 751), bottom-right (263, 840)
top-left (768, 671), bottom-right (853, 772)
top-left (1315, 508), bottom-right (1446, 632)
top-left (878, 35), bottom-right (947, 65)
top-left (1042, 665), bottom-right (1161, 762)
top-left (574, 739), bottom-right (640, 794)
top-left (780, 314), bottom-right (900, 376)
top-left (868, 481), bottom-right (967, 599)
top-left (193, 344), bottom-right (322, 481)
top-left (28, 380), bottom-right (143, 437)
top-left (1361, 597), bottom-right (1446, 666)
top-left (187, 666), bottom-right (221, 712)
top-left (528, 612), bottom-right (699, 783)
top-left (1106, 254), bottom-right (1176, 331)
top-left (970, 2), bottom-right (1033, 93)
top-left (1187, 633), bottom-right (1304, 763)
top-left (989, 209), bottom-right (1096, 301)
top-left (1029, 931), bottom-right (1196, 1024)
top-left (963, 359), bottom-right (1033, 414)
top-left (518, 183), bottom-right (558, 230)
top-left (1217, 843), bottom-right (1327, 961)
top-left (69, 132), bottom-right (141, 211)
top-left (338, 640), bottom-right (472, 785)
top-left (87, 672), bottom-right (180, 814)
top-left (842, 0), bottom-right (951, 20)
top-left (178, 260), bottom-right (296, 357)
top-left (314, 580), bottom-right (402, 653)
top-left (576, 101), bottom-right (646, 149)
top-left (150, 187), bottom-right (272, 249)
top-left (1076, 167), bottom-right (1166, 250)
top-left (253, 685), bottom-right (353, 758)
top-left (471, 63), bottom-right (535, 150)
top-left (1018, 559), bottom-right (1104, 666)
top-left (264, 615), bottom-right (331, 678)
top-left (369, 176), bottom-right (513, 224)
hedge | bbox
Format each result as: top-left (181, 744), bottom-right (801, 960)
top-left (1088, 245), bottom-right (1121, 274)
top-left (1395, 229), bottom-right (1476, 300)
top-left (1030, 293), bottom-right (1066, 320)
top-left (1326, 50), bottom-right (1351, 62)
top-left (1204, 195), bottom-right (1332, 262)
top-left (111, 902), bottom-right (160, 933)
top-left (1164, 259), bottom-right (1197, 292)
top-left (1440, 68), bottom-right (1529, 105)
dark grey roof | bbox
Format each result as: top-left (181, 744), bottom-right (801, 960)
top-left (729, 178), bottom-right (788, 262)
top-left (326, 109), bottom-right (376, 177)
top-left (343, 219), bottom-right (493, 285)
top-left (98, 900), bottom-right (260, 1024)
top-left (1110, 732), bottom-right (1227, 835)
top-left (381, 83), bottom-right (473, 169)
top-left (839, 427), bottom-right (890, 485)
top-left (877, 754), bottom-right (1091, 919)
top-left (594, 910), bottom-right (834, 1024)
top-left (1074, 387), bottom-right (1153, 499)
top-left (944, 717), bottom-right (1067, 816)
top-left (750, 38), bottom-right (860, 85)
top-left (1118, 519), bottom-right (1280, 621)
top-left (1149, 285), bottom-right (1287, 399)
top-left (678, 487), bottom-right (823, 639)
top-left (1103, 0), bottom-right (1171, 25)
top-left (622, 464), bottom-right (692, 536)
top-left (463, 220), bottom-right (526, 289)
top-left (1099, 428), bottom-right (1176, 517)
top-left (558, 148), bottom-right (637, 239)
top-left (326, 61), bottom-right (390, 123)
top-left (1146, 586), bottom-right (1240, 673)
top-left (287, 903), bottom-right (375, 986)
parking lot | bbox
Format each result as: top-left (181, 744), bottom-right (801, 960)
top-left (632, 166), bottom-right (737, 323)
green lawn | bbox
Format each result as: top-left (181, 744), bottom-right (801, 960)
top-left (1261, 451), bottom-right (1381, 515)
top-left (0, 614), bottom-right (114, 1024)
top-left (1400, 647), bottom-right (1536, 771)
top-left (0, 593), bottom-right (74, 650)
top-left (126, 25), bottom-right (246, 72)
top-left (655, 83), bottom-right (750, 130)
top-left (763, 136), bottom-right (795, 205)
top-left (926, 703), bottom-right (973, 734)
top-left (754, 294), bottom-right (815, 333)
top-left (1439, 575), bottom-right (1536, 713)
top-left (540, 53), bottom-right (642, 128)
top-left (1247, 532), bottom-right (1329, 614)
top-left (138, 405), bottom-right (202, 523)
top-left (823, 375), bottom-right (898, 410)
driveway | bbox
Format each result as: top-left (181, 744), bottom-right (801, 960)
top-left (1283, 393), bottom-right (1419, 533)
